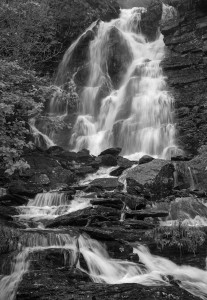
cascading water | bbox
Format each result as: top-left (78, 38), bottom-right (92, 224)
top-left (17, 192), bottom-right (91, 221)
top-left (65, 7), bottom-right (178, 159)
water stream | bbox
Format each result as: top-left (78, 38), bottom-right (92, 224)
top-left (0, 189), bottom-right (207, 299)
top-left (67, 6), bottom-right (177, 159)
top-left (1, 4), bottom-right (207, 300)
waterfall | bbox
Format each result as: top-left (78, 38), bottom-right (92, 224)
top-left (1, 232), bottom-right (207, 300)
top-left (60, 6), bottom-right (177, 159)
top-left (17, 192), bottom-right (91, 221)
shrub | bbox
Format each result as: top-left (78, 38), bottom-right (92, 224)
top-left (145, 222), bottom-right (206, 256)
top-left (0, 60), bottom-right (49, 174)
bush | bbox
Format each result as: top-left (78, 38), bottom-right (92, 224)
top-left (0, 60), bottom-right (49, 174)
top-left (145, 222), bottom-right (206, 256)
top-left (0, 0), bottom-right (62, 72)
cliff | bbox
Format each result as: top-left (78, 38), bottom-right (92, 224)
top-left (161, 0), bottom-right (207, 155)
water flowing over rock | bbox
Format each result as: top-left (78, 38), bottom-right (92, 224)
top-left (51, 6), bottom-right (178, 159)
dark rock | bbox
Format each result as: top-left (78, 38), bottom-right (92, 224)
top-left (107, 26), bottom-right (133, 88)
top-left (46, 146), bottom-right (64, 156)
top-left (139, 155), bottom-right (154, 165)
top-left (46, 206), bottom-right (120, 228)
top-left (117, 156), bottom-right (135, 168)
top-left (110, 166), bottom-right (126, 176)
top-left (0, 194), bottom-right (28, 206)
top-left (99, 147), bottom-right (122, 157)
top-left (89, 177), bottom-right (124, 191)
top-left (126, 159), bottom-right (175, 200)
top-left (124, 195), bottom-right (146, 210)
top-left (117, 0), bottom-right (152, 9)
top-left (140, 0), bottom-right (163, 41)
top-left (17, 277), bottom-right (201, 300)
top-left (90, 198), bottom-right (123, 209)
top-left (161, 0), bottom-right (207, 155)
top-left (125, 209), bottom-right (169, 219)
top-left (100, 154), bottom-right (118, 167)
top-left (8, 180), bottom-right (43, 197)
top-left (168, 197), bottom-right (207, 220)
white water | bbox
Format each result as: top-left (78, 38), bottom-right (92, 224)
top-left (30, 118), bottom-right (55, 149)
top-left (65, 7), bottom-right (177, 158)
top-left (0, 232), bottom-right (78, 300)
top-left (17, 192), bottom-right (91, 221)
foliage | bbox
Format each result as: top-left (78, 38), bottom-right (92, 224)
top-left (145, 222), bottom-right (206, 255)
top-left (0, 60), bottom-right (50, 174)
top-left (0, 0), bottom-right (62, 72)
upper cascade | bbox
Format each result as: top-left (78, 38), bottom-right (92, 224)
top-left (53, 5), bottom-right (179, 160)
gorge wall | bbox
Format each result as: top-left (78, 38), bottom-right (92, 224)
top-left (161, 0), bottom-right (207, 155)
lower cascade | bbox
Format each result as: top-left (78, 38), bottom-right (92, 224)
top-left (1, 190), bottom-right (207, 300)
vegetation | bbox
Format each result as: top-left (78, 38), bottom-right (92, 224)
top-left (146, 222), bottom-right (206, 256)
top-left (0, 60), bottom-right (49, 174)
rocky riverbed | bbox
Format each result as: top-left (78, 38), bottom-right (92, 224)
top-left (1, 146), bottom-right (207, 299)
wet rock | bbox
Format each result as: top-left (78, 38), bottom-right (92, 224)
top-left (109, 166), bottom-right (126, 176)
top-left (124, 195), bottom-right (146, 210)
top-left (46, 206), bottom-right (120, 228)
top-left (75, 166), bottom-right (97, 176)
top-left (0, 194), bottom-right (28, 206)
top-left (140, 0), bottom-right (163, 41)
top-left (17, 277), bottom-right (202, 300)
top-left (125, 209), bottom-right (169, 220)
top-left (139, 155), bottom-right (154, 165)
top-left (8, 180), bottom-right (44, 197)
top-left (100, 154), bottom-right (118, 167)
top-left (89, 178), bottom-right (124, 191)
top-left (90, 198), bottom-right (123, 209)
top-left (117, 156), bottom-right (135, 168)
top-left (185, 149), bottom-right (207, 192)
top-left (99, 147), bottom-right (122, 157)
top-left (81, 226), bottom-right (146, 242)
top-left (107, 26), bottom-right (133, 88)
top-left (169, 197), bottom-right (207, 221)
top-left (126, 159), bottom-right (175, 200)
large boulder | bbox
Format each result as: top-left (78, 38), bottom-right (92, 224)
top-left (107, 26), bottom-right (133, 88)
top-left (88, 178), bottom-right (124, 191)
top-left (126, 159), bottom-right (175, 200)
top-left (140, 0), bottom-right (163, 41)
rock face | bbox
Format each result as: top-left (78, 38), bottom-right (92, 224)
top-left (161, 0), bottom-right (207, 155)
top-left (126, 159), bottom-right (175, 200)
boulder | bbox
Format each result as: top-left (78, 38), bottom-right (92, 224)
top-left (110, 166), bottom-right (126, 176)
top-left (46, 206), bottom-right (120, 228)
top-left (88, 178), bottom-right (124, 191)
top-left (117, 156), bottom-right (135, 168)
top-left (168, 197), bottom-right (207, 221)
top-left (139, 155), bottom-right (154, 165)
top-left (126, 159), bottom-right (175, 200)
top-left (90, 198), bottom-right (123, 209)
top-left (99, 147), bottom-right (122, 157)
top-left (107, 26), bottom-right (133, 88)
top-left (125, 209), bottom-right (169, 219)
top-left (124, 195), bottom-right (146, 210)
top-left (100, 154), bottom-right (118, 167)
